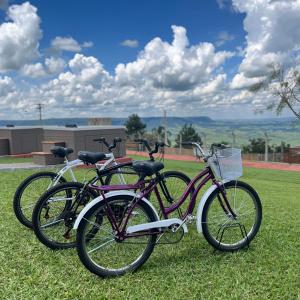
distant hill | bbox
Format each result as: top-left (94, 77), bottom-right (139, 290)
top-left (0, 116), bottom-right (298, 146)
top-left (0, 116), bottom-right (214, 129)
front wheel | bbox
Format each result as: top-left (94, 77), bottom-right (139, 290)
top-left (13, 171), bottom-right (67, 229)
top-left (32, 182), bottom-right (98, 250)
top-left (202, 181), bottom-right (262, 251)
top-left (77, 195), bottom-right (158, 277)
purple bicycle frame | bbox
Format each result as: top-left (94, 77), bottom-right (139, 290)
top-left (89, 165), bottom-right (233, 238)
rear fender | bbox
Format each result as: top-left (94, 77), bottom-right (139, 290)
top-left (73, 191), bottom-right (159, 229)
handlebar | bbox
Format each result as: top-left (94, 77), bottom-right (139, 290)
top-left (134, 139), bottom-right (169, 161)
top-left (93, 137), bottom-right (122, 152)
top-left (181, 141), bottom-right (229, 161)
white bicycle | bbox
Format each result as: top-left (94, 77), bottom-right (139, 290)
top-left (13, 137), bottom-right (131, 229)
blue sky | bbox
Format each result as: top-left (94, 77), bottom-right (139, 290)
top-left (0, 0), bottom-right (299, 119)
top-left (11, 0), bottom-right (245, 73)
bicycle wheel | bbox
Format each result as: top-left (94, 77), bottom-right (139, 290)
top-left (104, 165), bottom-right (139, 185)
top-left (202, 180), bottom-right (262, 251)
top-left (154, 171), bottom-right (193, 218)
top-left (32, 182), bottom-right (98, 250)
top-left (13, 171), bottom-right (67, 229)
top-left (77, 195), bottom-right (158, 277)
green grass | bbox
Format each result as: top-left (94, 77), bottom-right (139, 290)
top-left (0, 156), bottom-right (32, 164)
top-left (0, 158), bottom-right (300, 299)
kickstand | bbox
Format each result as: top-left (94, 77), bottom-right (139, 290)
top-left (214, 223), bottom-right (250, 252)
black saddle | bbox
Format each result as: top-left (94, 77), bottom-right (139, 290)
top-left (51, 146), bottom-right (74, 158)
top-left (132, 160), bottom-right (164, 176)
top-left (78, 151), bottom-right (106, 164)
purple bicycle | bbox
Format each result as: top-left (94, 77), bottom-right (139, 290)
top-left (74, 142), bottom-right (262, 277)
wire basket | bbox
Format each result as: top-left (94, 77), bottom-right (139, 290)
top-left (208, 148), bottom-right (243, 180)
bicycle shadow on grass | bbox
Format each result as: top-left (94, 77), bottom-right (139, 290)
top-left (139, 237), bottom-right (258, 275)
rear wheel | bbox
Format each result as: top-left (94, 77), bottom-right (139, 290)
top-left (202, 181), bottom-right (262, 251)
top-left (32, 182), bottom-right (98, 250)
top-left (13, 172), bottom-right (66, 229)
top-left (155, 171), bottom-right (193, 218)
top-left (77, 195), bottom-right (158, 277)
top-left (104, 166), bottom-right (138, 185)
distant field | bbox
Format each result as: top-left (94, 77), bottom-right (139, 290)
top-left (167, 118), bottom-right (300, 147)
top-left (1, 116), bottom-right (299, 147)
top-left (0, 158), bottom-right (299, 299)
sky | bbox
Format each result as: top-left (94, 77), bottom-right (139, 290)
top-left (0, 0), bottom-right (299, 120)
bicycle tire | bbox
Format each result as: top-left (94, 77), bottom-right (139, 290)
top-left (202, 180), bottom-right (262, 252)
top-left (32, 182), bottom-right (99, 250)
top-left (13, 171), bottom-right (67, 229)
top-left (77, 195), bottom-right (158, 277)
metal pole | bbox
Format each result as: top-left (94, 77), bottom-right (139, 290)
top-left (163, 110), bottom-right (167, 145)
top-left (36, 103), bottom-right (43, 126)
top-left (264, 132), bottom-right (269, 162)
top-left (179, 134), bottom-right (182, 154)
top-left (232, 130), bottom-right (236, 148)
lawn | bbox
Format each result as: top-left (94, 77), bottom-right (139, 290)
top-left (0, 156), bottom-right (33, 164)
top-left (0, 157), bottom-right (299, 299)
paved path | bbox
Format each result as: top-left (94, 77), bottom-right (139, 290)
top-left (0, 157), bottom-right (132, 171)
top-left (127, 150), bottom-right (300, 172)
top-left (0, 162), bottom-right (50, 171)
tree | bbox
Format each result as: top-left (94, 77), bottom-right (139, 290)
top-left (151, 126), bottom-right (172, 145)
top-left (249, 65), bottom-right (300, 120)
top-left (242, 138), bottom-right (290, 154)
top-left (124, 114), bottom-right (146, 139)
top-left (175, 124), bottom-right (202, 147)
top-left (242, 138), bottom-right (267, 154)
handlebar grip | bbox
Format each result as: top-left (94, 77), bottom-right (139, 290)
top-left (114, 137), bottom-right (122, 143)
top-left (211, 143), bottom-right (227, 148)
top-left (93, 137), bottom-right (106, 142)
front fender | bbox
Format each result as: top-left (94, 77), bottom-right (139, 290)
top-left (73, 190), bottom-right (159, 229)
top-left (196, 181), bottom-right (229, 233)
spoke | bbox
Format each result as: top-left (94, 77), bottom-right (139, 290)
top-left (47, 197), bottom-right (75, 203)
top-left (41, 218), bottom-right (64, 228)
top-left (83, 218), bottom-right (114, 236)
top-left (237, 209), bottom-right (255, 217)
top-left (88, 238), bottom-right (115, 254)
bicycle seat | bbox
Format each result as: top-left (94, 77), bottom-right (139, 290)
top-left (78, 151), bottom-right (106, 164)
top-left (132, 160), bottom-right (164, 176)
top-left (50, 146), bottom-right (74, 158)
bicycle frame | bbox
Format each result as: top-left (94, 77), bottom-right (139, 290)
top-left (50, 153), bottom-right (127, 187)
top-left (90, 165), bottom-right (231, 239)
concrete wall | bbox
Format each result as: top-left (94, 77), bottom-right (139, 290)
top-left (0, 126), bottom-right (126, 158)
top-left (44, 127), bottom-right (126, 159)
top-left (0, 139), bottom-right (10, 155)
top-left (0, 127), bottom-right (43, 155)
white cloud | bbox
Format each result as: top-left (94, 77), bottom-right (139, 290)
top-left (0, 25), bottom-right (238, 117)
top-left (20, 57), bottom-right (66, 78)
top-left (216, 31), bottom-right (235, 47)
top-left (0, 2), bottom-right (42, 72)
top-left (230, 73), bottom-right (265, 90)
top-left (194, 74), bottom-right (227, 95)
top-left (51, 37), bottom-right (93, 52)
top-left (51, 37), bottom-right (81, 52)
top-left (233, 0), bottom-right (300, 78)
top-left (21, 62), bottom-right (47, 78)
top-left (82, 41), bottom-right (93, 48)
top-left (120, 39), bottom-right (139, 48)
top-left (116, 25), bottom-right (233, 91)
top-left (0, 76), bottom-right (14, 98)
top-left (45, 57), bottom-right (66, 74)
